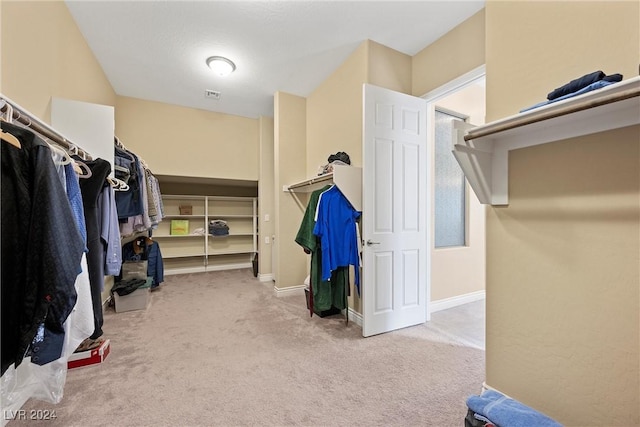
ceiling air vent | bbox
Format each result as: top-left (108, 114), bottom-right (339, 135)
top-left (205, 90), bottom-right (221, 100)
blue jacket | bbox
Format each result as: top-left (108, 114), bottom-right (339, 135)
top-left (114, 146), bottom-right (144, 219)
top-left (120, 237), bottom-right (164, 287)
top-left (313, 186), bottom-right (361, 294)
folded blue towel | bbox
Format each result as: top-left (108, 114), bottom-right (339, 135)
top-left (520, 79), bottom-right (617, 113)
top-left (466, 390), bottom-right (562, 427)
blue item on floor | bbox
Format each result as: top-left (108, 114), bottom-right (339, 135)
top-left (466, 390), bottom-right (562, 427)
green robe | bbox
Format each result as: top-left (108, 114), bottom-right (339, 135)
top-left (295, 185), bottom-right (347, 313)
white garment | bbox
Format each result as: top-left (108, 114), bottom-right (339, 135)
top-left (62, 254), bottom-right (94, 357)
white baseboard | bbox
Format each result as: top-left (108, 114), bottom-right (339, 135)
top-left (430, 290), bottom-right (485, 313)
top-left (273, 284), bottom-right (305, 297)
top-left (206, 262), bottom-right (252, 272)
top-left (259, 273), bottom-right (274, 282)
top-left (345, 308), bottom-right (363, 327)
top-left (164, 266), bottom-right (207, 276)
top-left (164, 263), bottom-right (252, 276)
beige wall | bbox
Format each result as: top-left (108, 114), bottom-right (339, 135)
top-left (485, 1), bottom-right (640, 425)
top-left (259, 116), bottom-right (275, 278)
top-left (115, 96), bottom-right (259, 180)
top-left (273, 92), bottom-right (308, 288)
top-left (1, 1), bottom-right (116, 121)
top-left (410, 10), bottom-right (487, 304)
top-left (431, 83), bottom-right (486, 303)
top-left (368, 40), bottom-right (412, 96)
top-left (306, 41), bottom-right (369, 175)
top-left (304, 41), bottom-right (368, 307)
top-left (304, 39), bottom-right (413, 311)
top-left (306, 40), bottom-right (412, 176)
top-left (1, 0), bottom-right (118, 304)
top-left (412, 8), bottom-right (485, 97)
top-left (157, 182), bottom-right (256, 198)
top-left (485, 1), bottom-right (639, 122)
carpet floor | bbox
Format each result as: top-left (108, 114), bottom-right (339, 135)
top-left (9, 269), bottom-right (485, 426)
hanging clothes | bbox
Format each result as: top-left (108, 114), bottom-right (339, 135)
top-left (75, 157), bottom-right (111, 341)
top-left (100, 184), bottom-right (122, 276)
top-left (313, 185), bottom-right (361, 295)
top-left (295, 185), bottom-right (349, 316)
top-left (113, 136), bottom-right (164, 241)
top-left (144, 167), bottom-right (164, 225)
top-left (119, 237), bottom-right (164, 289)
top-left (60, 161), bottom-right (94, 353)
top-left (64, 161), bottom-right (88, 251)
top-left (1, 122), bottom-right (84, 374)
top-left (114, 145), bottom-right (143, 220)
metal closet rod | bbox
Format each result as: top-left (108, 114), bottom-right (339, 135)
top-left (0, 94), bottom-right (93, 160)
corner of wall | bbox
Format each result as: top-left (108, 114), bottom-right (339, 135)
top-left (2, 1), bottom-right (116, 122)
top-left (411, 7), bottom-right (485, 97)
top-left (258, 116), bottom-right (275, 276)
top-left (367, 40), bottom-right (412, 95)
top-left (273, 92), bottom-right (308, 288)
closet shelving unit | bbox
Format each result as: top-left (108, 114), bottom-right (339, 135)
top-left (284, 164), bottom-right (362, 211)
top-left (453, 76), bottom-right (640, 206)
top-left (156, 195), bottom-right (258, 275)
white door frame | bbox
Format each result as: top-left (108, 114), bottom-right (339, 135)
top-left (422, 64), bottom-right (486, 321)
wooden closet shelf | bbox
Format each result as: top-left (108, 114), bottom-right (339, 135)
top-left (284, 164), bottom-right (362, 211)
top-left (159, 194), bottom-right (258, 274)
top-left (454, 76), bottom-right (640, 205)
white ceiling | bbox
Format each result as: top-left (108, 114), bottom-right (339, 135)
top-left (65, 1), bottom-right (485, 119)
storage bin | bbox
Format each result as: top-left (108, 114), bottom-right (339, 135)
top-left (113, 288), bottom-right (150, 313)
top-left (170, 219), bottom-right (189, 235)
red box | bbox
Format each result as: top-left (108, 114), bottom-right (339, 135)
top-left (67, 339), bottom-right (110, 369)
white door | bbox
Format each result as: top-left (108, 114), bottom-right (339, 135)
top-left (362, 84), bottom-right (428, 337)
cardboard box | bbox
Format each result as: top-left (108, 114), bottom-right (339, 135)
top-left (113, 287), bottom-right (150, 313)
top-left (170, 219), bottom-right (189, 235)
top-left (68, 339), bottom-right (110, 369)
top-left (179, 205), bottom-right (192, 215)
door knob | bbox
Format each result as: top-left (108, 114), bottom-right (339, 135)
top-left (366, 240), bottom-right (380, 246)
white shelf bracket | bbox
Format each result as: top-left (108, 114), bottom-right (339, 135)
top-left (452, 77), bottom-right (640, 206)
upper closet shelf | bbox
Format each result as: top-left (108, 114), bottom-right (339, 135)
top-left (284, 164), bottom-right (362, 211)
top-left (454, 76), bottom-right (640, 206)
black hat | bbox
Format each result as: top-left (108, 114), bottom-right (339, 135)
top-left (327, 152), bottom-right (350, 165)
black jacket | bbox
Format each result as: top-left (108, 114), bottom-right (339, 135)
top-left (1, 123), bottom-right (84, 374)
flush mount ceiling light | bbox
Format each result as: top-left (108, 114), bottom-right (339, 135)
top-left (206, 56), bottom-right (236, 77)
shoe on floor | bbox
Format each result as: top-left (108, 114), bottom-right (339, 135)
top-left (74, 337), bottom-right (104, 353)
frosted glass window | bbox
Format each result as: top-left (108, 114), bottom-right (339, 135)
top-left (434, 110), bottom-right (465, 248)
